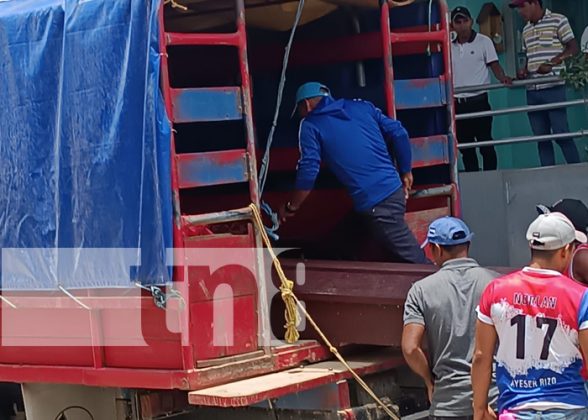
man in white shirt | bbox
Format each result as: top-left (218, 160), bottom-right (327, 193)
top-left (451, 6), bottom-right (511, 172)
top-left (582, 26), bottom-right (588, 54)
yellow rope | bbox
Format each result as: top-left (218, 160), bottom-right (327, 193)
top-left (164, 0), bottom-right (188, 11)
top-left (248, 204), bottom-right (400, 420)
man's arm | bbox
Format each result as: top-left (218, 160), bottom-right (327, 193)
top-left (483, 37), bottom-right (511, 85)
top-left (371, 104), bottom-right (413, 196)
top-left (551, 39), bottom-right (579, 65)
top-left (402, 323), bottom-right (434, 401)
top-left (580, 329), bottom-right (588, 368)
top-left (402, 285), bottom-right (434, 400)
top-left (578, 290), bottom-right (588, 378)
top-left (472, 320), bottom-right (498, 420)
top-left (554, 17), bottom-right (580, 63)
top-left (573, 250), bottom-right (588, 285)
top-left (539, 18), bottom-right (579, 73)
top-left (372, 105), bottom-right (411, 174)
top-left (582, 27), bottom-right (588, 55)
top-left (278, 122), bottom-right (321, 223)
top-left (538, 39), bottom-right (579, 74)
top-left (518, 34), bottom-right (529, 79)
top-left (489, 62), bottom-right (512, 85)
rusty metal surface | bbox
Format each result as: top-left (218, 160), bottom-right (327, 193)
top-left (272, 260), bottom-right (513, 347)
top-left (188, 348), bottom-right (404, 407)
top-left (282, 260), bottom-right (435, 304)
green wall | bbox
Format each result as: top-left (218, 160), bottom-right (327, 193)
top-left (447, 0), bottom-right (588, 170)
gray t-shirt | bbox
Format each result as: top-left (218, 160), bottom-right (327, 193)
top-left (403, 257), bottom-right (499, 417)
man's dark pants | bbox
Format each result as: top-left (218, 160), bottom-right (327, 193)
top-left (361, 187), bottom-right (428, 264)
top-left (527, 85), bottom-right (580, 166)
top-left (430, 416), bottom-right (473, 420)
top-left (455, 93), bottom-right (497, 172)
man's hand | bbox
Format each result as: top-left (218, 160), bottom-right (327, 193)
top-left (425, 380), bottom-right (434, 403)
top-left (401, 172), bottom-right (413, 200)
top-left (516, 68), bottom-right (528, 80)
top-left (474, 407), bottom-right (497, 420)
top-left (499, 75), bottom-right (513, 86)
top-left (537, 62), bottom-right (554, 75)
top-left (278, 202), bottom-right (296, 224)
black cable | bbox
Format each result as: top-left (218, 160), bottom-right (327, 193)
top-left (53, 405), bottom-right (95, 420)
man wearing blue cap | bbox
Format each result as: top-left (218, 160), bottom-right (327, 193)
top-left (278, 82), bottom-right (427, 264)
top-left (402, 217), bottom-right (498, 419)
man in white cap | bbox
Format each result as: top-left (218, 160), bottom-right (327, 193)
top-left (472, 212), bottom-right (588, 420)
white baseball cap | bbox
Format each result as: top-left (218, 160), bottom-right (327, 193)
top-left (527, 212), bottom-right (588, 250)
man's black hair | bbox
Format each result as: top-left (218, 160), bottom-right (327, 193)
top-left (530, 246), bottom-right (564, 260)
top-left (439, 242), bottom-right (470, 255)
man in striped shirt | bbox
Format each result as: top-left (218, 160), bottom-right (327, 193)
top-left (509, 0), bottom-right (580, 167)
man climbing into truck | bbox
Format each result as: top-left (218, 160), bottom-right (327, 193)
top-left (278, 82), bottom-right (428, 264)
top-left (402, 216), bottom-right (498, 419)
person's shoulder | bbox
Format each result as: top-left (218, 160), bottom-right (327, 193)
top-left (299, 117), bottom-right (321, 135)
top-left (560, 274), bottom-right (588, 293)
top-left (412, 269), bottom-right (450, 290)
top-left (345, 98), bottom-right (374, 110)
top-left (484, 270), bottom-right (520, 289)
top-left (548, 11), bottom-right (569, 21)
top-left (470, 266), bottom-right (501, 281)
top-left (475, 33), bottom-right (493, 45)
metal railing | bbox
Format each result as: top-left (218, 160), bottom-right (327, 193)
top-left (456, 98), bottom-right (588, 120)
top-left (458, 130), bottom-right (588, 149)
top-left (453, 77), bottom-right (588, 150)
top-left (454, 76), bottom-right (562, 94)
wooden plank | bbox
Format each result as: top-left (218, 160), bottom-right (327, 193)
top-left (188, 349), bottom-right (404, 407)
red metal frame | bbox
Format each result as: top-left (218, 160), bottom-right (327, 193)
top-left (380, 0), bottom-right (461, 217)
top-left (0, 336), bottom-right (329, 390)
top-left (0, 0), bottom-right (463, 393)
top-left (380, 1), bottom-right (396, 119)
top-left (161, 0), bottom-right (262, 372)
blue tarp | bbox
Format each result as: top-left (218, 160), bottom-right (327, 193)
top-left (0, 0), bottom-right (172, 289)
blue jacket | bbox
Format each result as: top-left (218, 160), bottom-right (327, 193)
top-left (295, 96), bottom-right (412, 212)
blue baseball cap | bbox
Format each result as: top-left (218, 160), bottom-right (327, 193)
top-left (421, 216), bottom-right (474, 248)
top-left (291, 82), bottom-right (330, 117)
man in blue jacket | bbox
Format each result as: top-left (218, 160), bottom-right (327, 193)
top-left (278, 82), bottom-right (427, 264)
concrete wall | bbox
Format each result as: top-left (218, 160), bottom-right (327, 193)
top-left (460, 162), bottom-right (588, 267)
top-left (447, 0), bottom-right (588, 170)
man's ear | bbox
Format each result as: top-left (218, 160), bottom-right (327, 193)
top-left (561, 244), bottom-right (574, 258)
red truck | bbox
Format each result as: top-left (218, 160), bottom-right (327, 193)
top-left (0, 0), bottom-right (459, 418)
